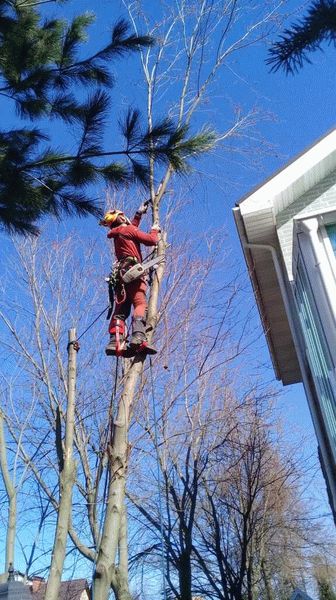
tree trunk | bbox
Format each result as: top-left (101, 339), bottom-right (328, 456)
top-left (92, 359), bottom-right (144, 600)
top-left (261, 560), bottom-right (274, 600)
top-left (0, 410), bottom-right (17, 573)
top-left (110, 507), bottom-right (132, 600)
top-left (92, 188), bottom-right (167, 600)
top-left (45, 329), bottom-right (77, 600)
top-left (6, 493), bottom-right (16, 574)
top-left (179, 552), bottom-right (192, 600)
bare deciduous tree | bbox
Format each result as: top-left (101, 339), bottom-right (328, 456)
top-left (0, 409), bottom-right (17, 574)
top-left (0, 236), bottom-right (108, 581)
top-left (1, 4), bottom-right (331, 600)
top-left (92, 2), bottom-right (287, 596)
top-left (0, 228), bottom-right (334, 599)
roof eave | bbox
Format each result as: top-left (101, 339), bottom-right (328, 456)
top-left (237, 126), bottom-right (336, 211)
top-left (233, 207), bottom-right (282, 381)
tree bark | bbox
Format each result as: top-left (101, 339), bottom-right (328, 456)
top-left (261, 560), bottom-right (274, 600)
top-left (179, 552), bottom-right (192, 600)
top-left (92, 185), bottom-right (168, 600)
top-left (0, 411), bottom-right (16, 573)
top-left (45, 329), bottom-right (77, 600)
top-left (92, 359), bottom-right (144, 600)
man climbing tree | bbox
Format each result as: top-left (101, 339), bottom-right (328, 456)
top-left (0, 2), bottom-right (302, 600)
top-left (100, 203), bottom-right (160, 356)
top-left (90, 2), bottom-right (286, 598)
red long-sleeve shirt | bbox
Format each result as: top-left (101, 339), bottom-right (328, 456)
top-left (107, 213), bottom-right (158, 263)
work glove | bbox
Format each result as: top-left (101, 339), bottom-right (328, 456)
top-left (151, 223), bottom-right (161, 232)
top-left (136, 201), bottom-right (149, 215)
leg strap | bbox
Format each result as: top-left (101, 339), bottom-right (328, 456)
top-left (110, 318), bottom-right (127, 356)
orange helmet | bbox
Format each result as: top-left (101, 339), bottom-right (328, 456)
top-left (99, 209), bottom-right (124, 227)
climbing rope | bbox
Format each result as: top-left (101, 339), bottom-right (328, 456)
top-left (76, 305), bottom-right (110, 343)
top-left (149, 357), bottom-right (167, 600)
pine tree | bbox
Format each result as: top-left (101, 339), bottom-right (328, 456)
top-left (0, 1), bottom-right (215, 234)
top-left (267, 0), bottom-right (336, 73)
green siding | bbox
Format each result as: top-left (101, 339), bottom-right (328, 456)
top-left (326, 223), bottom-right (336, 254)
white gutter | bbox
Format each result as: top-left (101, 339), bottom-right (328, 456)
top-left (243, 241), bottom-right (304, 366)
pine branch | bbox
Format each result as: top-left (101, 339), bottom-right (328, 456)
top-left (76, 90), bottom-right (110, 156)
top-left (129, 158), bottom-right (149, 186)
top-left (0, 119), bottom-right (217, 235)
top-left (0, 3), bottom-right (157, 233)
top-left (57, 18), bottom-right (154, 86)
top-left (119, 108), bottom-right (142, 149)
top-left (0, 9), bottom-right (154, 117)
top-left (150, 126), bottom-right (217, 172)
top-left (267, 0), bottom-right (336, 73)
top-left (58, 13), bottom-right (95, 69)
top-left (97, 163), bottom-right (131, 185)
top-left (47, 93), bottom-right (81, 122)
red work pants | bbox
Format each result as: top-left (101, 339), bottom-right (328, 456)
top-left (108, 279), bottom-right (147, 334)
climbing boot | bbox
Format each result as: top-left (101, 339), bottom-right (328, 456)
top-left (105, 336), bottom-right (118, 356)
top-left (123, 341), bottom-right (157, 358)
top-left (127, 318), bottom-right (157, 356)
top-left (130, 317), bottom-right (146, 347)
top-left (105, 317), bottom-right (126, 356)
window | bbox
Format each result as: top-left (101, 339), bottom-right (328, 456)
top-left (326, 223), bottom-right (336, 254)
top-left (295, 252), bottom-right (336, 457)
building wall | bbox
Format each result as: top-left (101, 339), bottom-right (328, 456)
top-left (276, 170), bottom-right (336, 279)
top-left (275, 173), bottom-right (336, 517)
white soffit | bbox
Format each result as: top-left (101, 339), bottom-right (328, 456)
top-left (239, 128), bottom-right (336, 222)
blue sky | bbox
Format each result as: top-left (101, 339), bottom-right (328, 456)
top-left (122, 0), bottom-right (333, 523)
top-left (0, 0), bottom-right (335, 586)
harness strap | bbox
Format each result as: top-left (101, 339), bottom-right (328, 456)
top-left (115, 318), bottom-right (127, 357)
top-left (115, 320), bottom-right (121, 356)
top-left (116, 283), bottom-right (126, 305)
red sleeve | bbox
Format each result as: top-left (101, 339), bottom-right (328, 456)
top-left (107, 228), bottom-right (117, 239)
top-left (132, 228), bottom-right (158, 246)
top-left (107, 225), bottom-right (124, 238)
top-left (107, 224), bottom-right (158, 245)
top-left (131, 212), bottom-right (141, 227)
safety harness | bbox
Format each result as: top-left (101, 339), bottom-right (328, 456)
top-left (106, 254), bottom-right (164, 318)
top-left (106, 256), bottom-right (137, 320)
top-left (106, 253), bottom-right (164, 356)
top-left (120, 254), bottom-right (164, 284)
top-left (114, 318), bottom-right (127, 357)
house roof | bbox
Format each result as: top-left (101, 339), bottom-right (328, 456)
top-left (31, 579), bottom-right (89, 600)
top-left (0, 581), bottom-right (32, 600)
top-left (238, 127), bottom-right (336, 215)
top-left (233, 127), bottom-right (336, 386)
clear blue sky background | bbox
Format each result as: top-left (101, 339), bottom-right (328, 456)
top-left (0, 0), bottom-right (335, 584)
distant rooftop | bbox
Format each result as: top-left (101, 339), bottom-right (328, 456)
top-left (0, 580), bottom-right (32, 600)
top-left (31, 578), bottom-right (89, 600)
